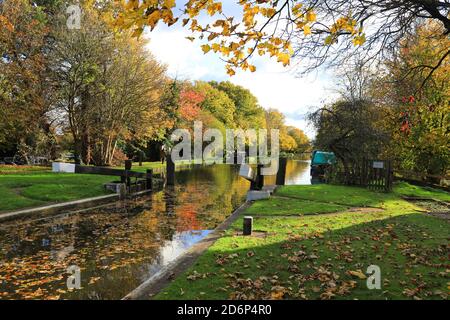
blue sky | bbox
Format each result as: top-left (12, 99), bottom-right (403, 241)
top-left (144, 4), bottom-right (339, 138)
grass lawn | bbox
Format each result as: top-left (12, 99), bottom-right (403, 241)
top-left (156, 182), bottom-right (449, 300)
top-left (0, 160), bottom-right (194, 212)
top-left (393, 181), bottom-right (450, 202)
top-left (0, 165), bottom-right (120, 212)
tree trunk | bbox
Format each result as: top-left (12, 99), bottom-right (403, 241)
top-left (80, 127), bottom-right (91, 165)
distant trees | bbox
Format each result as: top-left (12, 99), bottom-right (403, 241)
top-left (266, 109), bottom-right (310, 154)
top-left (287, 127), bottom-right (311, 154)
top-left (193, 81), bottom-right (236, 128)
top-left (157, 81), bottom-right (311, 156)
top-left (210, 81), bottom-right (266, 130)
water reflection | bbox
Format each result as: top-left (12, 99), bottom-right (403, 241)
top-left (265, 160), bottom-right (312, 186)
top-left (0, 161), bottom-right (311, 300)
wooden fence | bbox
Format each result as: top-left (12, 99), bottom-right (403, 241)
top-left (327, 159), bottom-right (394, 192)
top-left (364, 159), bottom-right (394, 192)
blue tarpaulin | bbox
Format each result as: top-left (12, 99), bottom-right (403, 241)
top-left (311, 151), bottom-right (336, 166)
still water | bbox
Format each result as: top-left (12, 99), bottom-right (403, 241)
top-left (0, 160), bottom-right (311, 300)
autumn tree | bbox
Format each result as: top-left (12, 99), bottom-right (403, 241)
top-left (0, 0), bottom-right (50, 158)
top-left (287, 126), bottom-right (311, 154)
top-left (49, 4), bottom-right (167, 165)
top-left (179, 89), bottom-right (204, 123)
top-left (265, 109), bottom-right (297, 153)
top-left (371, 21), bottom-right (450, 176)
top-left (193, 81), bottom-right (236, 128)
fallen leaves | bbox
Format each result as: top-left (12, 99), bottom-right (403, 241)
top-left (347, 270), bottom-right (367, 280)
top-left (187, 271), bottom-right (210, 281)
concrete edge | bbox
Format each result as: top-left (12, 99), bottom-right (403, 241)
top-left (122, 200), bottom-right (253, 300)
top-left (0, 189), bottom-right (153, 223)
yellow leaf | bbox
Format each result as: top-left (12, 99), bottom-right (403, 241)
top-left (201, 44), bottom-right (211, 54)
top-left (303, 25), bottom-right (311, 35)
top-left (347, 270), bottom-right (367, 279)
top-left (211, 43), bottom-right (220, 52)
top-left (306, 11), bottom-right (317, 22)
top-left (325, 35), bottom-right (333, 45)
top-left (226, 67), bottom-right (236, 76)
top-left (277, 52), bottom-right (291, 67)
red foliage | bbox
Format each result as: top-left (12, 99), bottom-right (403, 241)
top-left (179, 89), bottom-right (204, 121)
top-left (399, 95), bottom-right (416, 135)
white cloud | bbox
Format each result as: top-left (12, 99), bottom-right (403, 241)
top-left (145, 26), bottom-right (225, 80)
top-left (146, 24), bottom-right (338, 139)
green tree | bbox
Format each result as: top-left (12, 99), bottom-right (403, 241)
top-left (193, 81), bottom-right (236, 128)
top-left (210, 81), bottom-right (266, 129)
top-left (309, 99), bottom-right (387, 182)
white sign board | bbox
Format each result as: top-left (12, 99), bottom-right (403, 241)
top-left (52, 162), bottom-right (76, 173)
top-left (373, 161), bottom-right (384, 169)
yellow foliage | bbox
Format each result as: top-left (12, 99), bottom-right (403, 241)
top-left (277, 52), bottom-right (291, 66)
top-left (303, 25), bottom-right (311, 35)
top-left (201, 44), bottom-right (211, 54)
top-left (114, 1), bottom-right (366, 76)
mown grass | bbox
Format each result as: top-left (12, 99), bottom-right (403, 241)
top-left (393, 181), bottom-right (450, 202)
top-left (244, 197), bottom-right (348, 216)
top-left (0, 171), bottom-right (115, 212)
top-left (156, 182), bottom-right (449, 300)
top-left (0, 160), bottom-right (196, 212)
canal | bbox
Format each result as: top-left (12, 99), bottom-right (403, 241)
top-left (0, 160), bottom-right (311, 300)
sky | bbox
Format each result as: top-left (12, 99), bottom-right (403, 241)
top-left (144, 7), bottom-right (339, 139)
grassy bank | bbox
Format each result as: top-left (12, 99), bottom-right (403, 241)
top-left (0, 171), bottom-right (115, 212)
top-left (156, 183), bottom-right (449, 300)
top-left (0, 161), bottom-right (195, 212)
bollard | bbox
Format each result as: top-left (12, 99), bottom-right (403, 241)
top-left (243, 216), bottom-right (253, 236)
